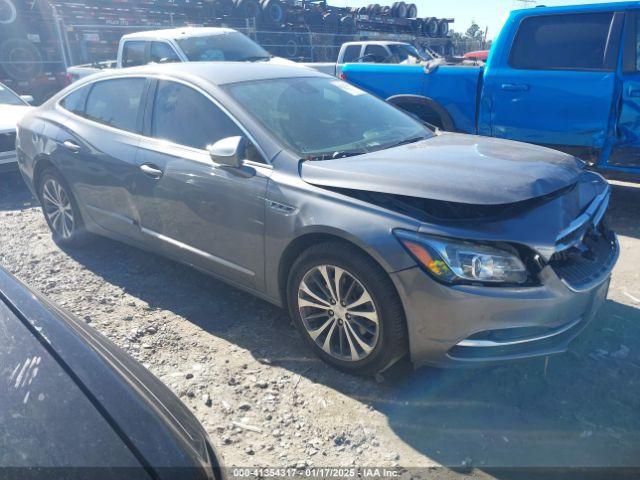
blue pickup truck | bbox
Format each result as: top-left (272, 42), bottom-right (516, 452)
top-left (342, 2), bottom-right (640, 175)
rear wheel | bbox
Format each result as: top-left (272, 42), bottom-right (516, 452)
top-left (37, 169), bottom-right (89, 246)
top-left (287, 242), bottom-right (407, 375)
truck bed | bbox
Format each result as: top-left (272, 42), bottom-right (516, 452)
top-left (341, 63), bottom-right (483, 134)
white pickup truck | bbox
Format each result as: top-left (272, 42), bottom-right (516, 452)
top-left (67, 27), bottom-right (294, 81)
top-left (303, 41), bottom-right (435, 77)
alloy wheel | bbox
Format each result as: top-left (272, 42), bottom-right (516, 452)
top-left (41, 178), bottom-right (75, 239)
top-left (297, 265), bottom-right (380, 362)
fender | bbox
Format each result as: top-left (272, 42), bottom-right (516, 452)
top-left (386, 94), bottom-right (456, 131)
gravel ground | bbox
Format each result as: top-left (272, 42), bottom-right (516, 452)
top-left (1, 171), bottom-right (639, 477)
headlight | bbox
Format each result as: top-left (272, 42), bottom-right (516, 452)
top-left (395, 230), bottom-right (528, 285)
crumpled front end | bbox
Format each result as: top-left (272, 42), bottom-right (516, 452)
top-left (390, 171), bottom-right (618, 368)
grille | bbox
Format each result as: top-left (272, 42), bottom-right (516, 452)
top-left (0, 132), bottom-right (16, 154)
top-left (551, 228), bottom-right (617, 290)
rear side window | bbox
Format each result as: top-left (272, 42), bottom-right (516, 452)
top-left (342, 45), bottom-right (361, 62)
top-left (59, 85), bottom-right (89, 115)
top-left (85, 78), bottom-right (146, 133)
top-left (509, 12), bottom-right (615, 71)
top-left (150, 42), bottom-right (180, 64)
top-left (151, 80), bottom-right (241, 150)
top-left (121, 41), bottom-right (146, 67)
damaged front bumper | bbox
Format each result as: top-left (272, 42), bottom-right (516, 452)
top-left (390, 230), bottom-right (618, 369)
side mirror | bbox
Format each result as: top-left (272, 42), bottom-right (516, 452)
top-left (20, 95), bottom-right (34, 104)
top-left (207, 136), bottom-right (246, 168)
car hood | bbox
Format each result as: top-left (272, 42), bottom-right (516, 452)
top-left (300, 132), bottom-right (584, 205)
top-left (0, 105), bottom-right (33, 131)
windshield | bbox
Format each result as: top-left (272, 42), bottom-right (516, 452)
top-left (388, 44), bottom-right (430, 63)
top-left (0, 84), bottom-right (26, 106)
top-left (225, 77), bottom-right (432, 159)
top-left (176, 32), bottom-right (271, 62)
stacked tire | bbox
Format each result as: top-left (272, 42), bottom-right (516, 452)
top-left (260, 0), bottom-right (284, 24)
top-left (423, 17), bottom-right (438, 37)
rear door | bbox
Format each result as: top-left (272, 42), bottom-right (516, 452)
top-left (609, 10), bottom-right (640, 169)
top-left (484, 11), bottom-right (623, 154)
top-left (54, 77), bottom-right (148, 240)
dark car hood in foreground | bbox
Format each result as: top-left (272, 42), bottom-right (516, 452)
top-left (300, 133), bottom-right (584, 205)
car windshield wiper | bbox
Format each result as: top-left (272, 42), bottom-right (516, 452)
top-left (383, 135), bottom-right (430, 150)
top-left (306, 149), bottom-right (368, 161)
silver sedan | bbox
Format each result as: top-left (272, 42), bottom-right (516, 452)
top-left (16, 63), bottom-right (618, 375)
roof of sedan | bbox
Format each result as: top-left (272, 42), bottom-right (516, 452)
top-left (98, 62), bottom-right (326, 86)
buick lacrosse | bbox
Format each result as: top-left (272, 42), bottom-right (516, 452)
top-left (16, 63), bottom-right (618, 374)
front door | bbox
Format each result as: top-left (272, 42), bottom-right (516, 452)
top-left (483, 11), bottom-right (623, 153)
top-left (133, 79), bottom-right (269, 289)
top-left (609, 11), bottom-right (640, 169)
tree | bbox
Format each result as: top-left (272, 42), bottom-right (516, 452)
top-left (465, 21), bottom-right (485, 41)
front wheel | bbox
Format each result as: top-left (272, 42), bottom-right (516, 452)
top-left (287, 242), bottom-right (407, 376)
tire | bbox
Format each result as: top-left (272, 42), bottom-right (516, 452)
top-left (37, 168), bottom-right (90, 247)
top-left (322, 12), bottom-right (341, 32)
top-left (395, 1), bottom-right (407, 18)
top-left (0, 0), bottom-right (17, 24)
top-left (381, 5), bottom-right (390, 15)
top-left (424, 17), bottom-right (438, 37)
top-left (0, 38), bottom-right (43, 81)
top-left (304, 9), bottom-right (323, 27)
top-left (261, 0), bottom-right (284, 24)
top-left (287, 242), bottom-right (408, 376)
top-left (406, 3), bottom-right (417, 18)
top-left (437, 19), bottom-right (449, 37)
top-left (340, 15), bottom-right (355, 34)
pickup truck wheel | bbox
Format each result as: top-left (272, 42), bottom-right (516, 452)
top-left (287, 242), bottom-right (408, 376)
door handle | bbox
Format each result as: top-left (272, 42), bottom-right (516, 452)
top-left (501, 83), bottom-right (530, 92)
top-left (62, 140), bottom-right (82, 153)
top-left (629, 88), bottom-right (640, 98)
top-left (139, 163), bottom-right (164, 179)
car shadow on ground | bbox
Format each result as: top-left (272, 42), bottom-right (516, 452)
top-left (3, 172), bottom-right (639, 476)
top-left (56, 232), bottom-right (640, 476)
top-left (0, 171), bottom-right (37, 212)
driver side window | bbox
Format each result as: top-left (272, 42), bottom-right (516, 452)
top-left (151, 80), bottom-right (264, 163)
top-left (363, 45), bottom-right (389, 63)
top-left (150, 42), bottom-right (180, 64)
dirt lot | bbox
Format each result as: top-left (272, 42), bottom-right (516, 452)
top-left (1, 171), bottom-right (639, 477)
